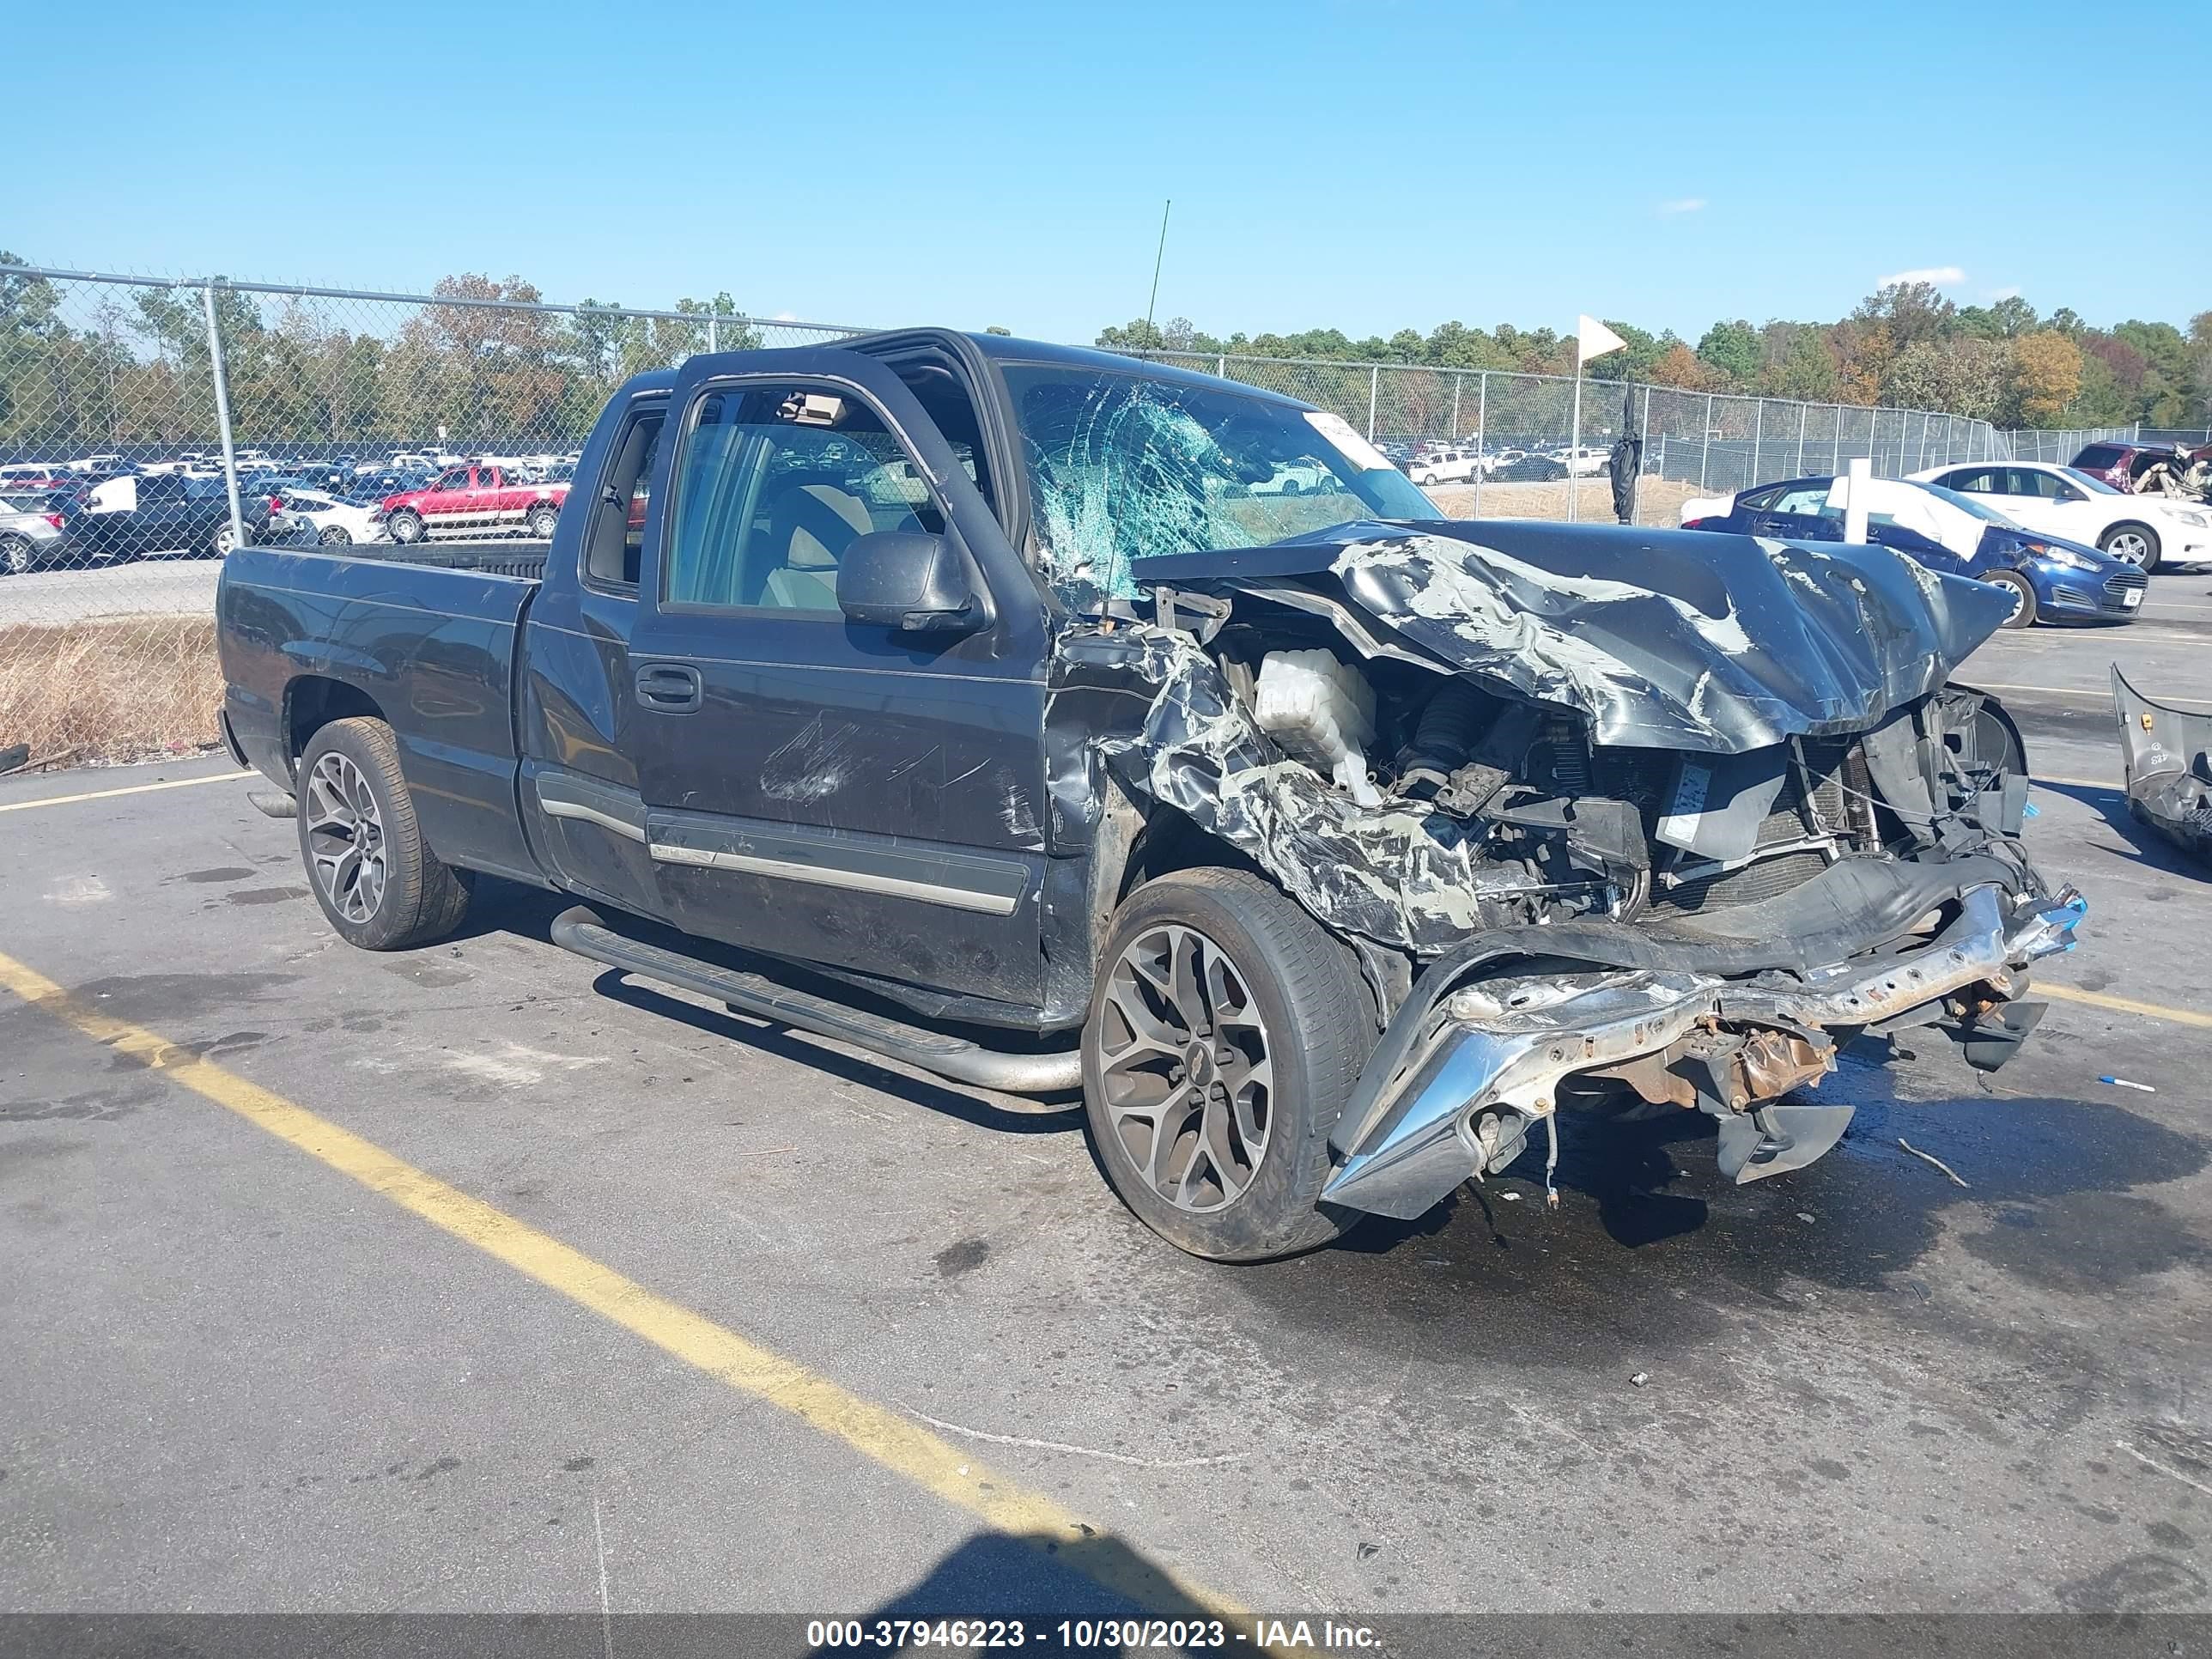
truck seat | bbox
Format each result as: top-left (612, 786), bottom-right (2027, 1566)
top-left (758, 483), bottom-right (921, 611)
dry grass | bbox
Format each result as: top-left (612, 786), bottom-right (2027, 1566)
top-left (1430, 476), bottom-right (1705, 526)
top-left (0, 617), bottom-right (222, 765)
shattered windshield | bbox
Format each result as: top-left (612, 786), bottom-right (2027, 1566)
top-left (1002, 362), bottom-right (1435, 607)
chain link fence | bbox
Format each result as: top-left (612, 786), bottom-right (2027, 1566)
top-left (0, 261), bottom-right (2017, 765)
top-left (0, 264), bottom-right (857, 763)
top-left (1133, 349), bottom-right (2008, 526)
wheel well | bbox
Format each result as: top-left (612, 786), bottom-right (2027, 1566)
top-left (1119, 805), bottom-right (1271, 901)
top-left (286, 676), bottom-right (386, 763)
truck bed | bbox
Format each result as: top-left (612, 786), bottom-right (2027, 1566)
top-left (216, 542), bottom-right (546, 884)
top-left (319, 539), bottom-right (550, 581)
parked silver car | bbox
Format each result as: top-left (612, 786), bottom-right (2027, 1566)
top-left (0, 491), bottom-right (73, 576)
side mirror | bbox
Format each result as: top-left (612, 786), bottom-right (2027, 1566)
top-left (836, 531), bottom-right (987, 635)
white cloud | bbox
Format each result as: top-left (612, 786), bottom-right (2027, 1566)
top-left (1877, 264), bottom-right (1965, 289)
top-left (1657, 197), bottom-right (1706, 216)
top-left (1987, 284), bottom-right (2022, 301)
top-left (772, 310), bottom-right (799, 321)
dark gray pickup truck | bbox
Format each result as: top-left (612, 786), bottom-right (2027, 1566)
top-left (218, 331), bottom-right (2081, 1261)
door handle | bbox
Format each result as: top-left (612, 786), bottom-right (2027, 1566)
top-left (635, 663), bottom-right (703, 713)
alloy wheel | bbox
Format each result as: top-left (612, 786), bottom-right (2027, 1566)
top-left (1096, 923), bottom-right (1274, 1214)
top-left (2106, 530), bottom-right (2149, 566)
top-left (303, 751), bottom-right (388, 923)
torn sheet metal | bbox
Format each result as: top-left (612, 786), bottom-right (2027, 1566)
top-left (2114, 665), bottom-right (2212, 862)
top-left (1134, 520), bottom-right (2017, 755)
top-left (1073, 629), bottom-right (1587, 954)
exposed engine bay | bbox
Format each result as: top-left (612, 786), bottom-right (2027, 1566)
top-left (1048, 520), bottom-right (2082, 1215)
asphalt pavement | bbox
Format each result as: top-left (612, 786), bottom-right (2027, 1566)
top-left (2, 580), bottom-right (2209, 1643)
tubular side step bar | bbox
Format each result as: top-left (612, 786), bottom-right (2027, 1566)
top-left (550, 905), bottom-right (1081, 1098)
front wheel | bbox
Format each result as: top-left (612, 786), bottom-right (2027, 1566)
top-left (1987, 568), bottom-right (2039, 629)
top-left (2099, 521), bottom-right (2161, 574)
top-left (386, 509), bottom-right (424, 544)
top-left (210, 520), bottom-right (238, 558)
top-left (0, 535), bottom-right (33, 576)
top-left (296, 717), bottom-right (472, 951)
top-left (1082, 867), bottom-right (1374, 1261)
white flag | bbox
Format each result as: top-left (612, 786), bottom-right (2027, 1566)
top-left (1577, 314), bottom-right (1627, 363)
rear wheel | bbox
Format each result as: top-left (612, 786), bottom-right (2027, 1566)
top-left (1987, 568), bottom-right (2038, 629)
top-left (319, 526), bottom-right (353, 545)
top-left (0, 535), bottom-right (33, 576)
top-left (525, 502), bottom-right (560, 539)
top-left (386, 508), bottom-right (424, 544)
top-left (1082, 868), bottom-right (1374, 1261)
top-left (210, 520), bottom-right (238, 558)
top-left (2099, 521), bottom-right (2161, 574)
top-left (296, 717), bottom-right (471, 951)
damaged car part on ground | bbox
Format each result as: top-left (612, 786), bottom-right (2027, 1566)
top-left (2113, 665), bottom-right (2212, 862)
top-left (215, 331), bottom-right (2083, 1263)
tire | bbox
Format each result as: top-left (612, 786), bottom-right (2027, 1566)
top-left (524, 503), bottom-right (559, 539)
top-left (295, 717), bottom-right (471, 951)
top-left (386, 509), bottom-right (424, 544)
top-left (319, 526), bottom-right (353, 545)
top-left (1082, 867), bottom-right (1375, 1261)
top-left (2099, 521), bottom-right (2161, 574)
top-left (1987, 568), bottom-right (2038, 629)
top-left (0, 535), bottom-right (33, 577)
top-left (210, 520), bottom-right (238, 558)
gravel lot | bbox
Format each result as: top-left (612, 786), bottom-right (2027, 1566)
top-left (2, 579), bottom-right (2209, 1646)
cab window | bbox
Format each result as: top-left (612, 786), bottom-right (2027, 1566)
top-left (662, 385), bottom-right (940, 614)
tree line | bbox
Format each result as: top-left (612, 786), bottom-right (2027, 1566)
top-left (1098, 283), bottom-right (2212, 430)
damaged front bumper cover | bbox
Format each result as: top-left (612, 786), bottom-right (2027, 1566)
top-left (1320, 882), bottom-right (2082, 1219)
top-left (2113, 665), bottom-right (2212, 862)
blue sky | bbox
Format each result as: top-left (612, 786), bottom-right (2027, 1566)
top-left (10, 0), bottom-right (2202, 342)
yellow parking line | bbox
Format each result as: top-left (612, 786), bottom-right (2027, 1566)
top-left (2032, 775), bottom-right (2122, 791)
top-left (2040, 982), bottom-right (2212, 1031)
top-left (0, 769), bottom-right (252, 814)
top-left (0, 948), bottom-right (1248, 1628)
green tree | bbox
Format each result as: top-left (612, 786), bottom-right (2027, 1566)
top-left (1694, 319), bottom-right (1761, 386)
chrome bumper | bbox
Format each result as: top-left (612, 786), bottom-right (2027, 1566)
top-left (1320, 883), bottom-right (2082, 1219)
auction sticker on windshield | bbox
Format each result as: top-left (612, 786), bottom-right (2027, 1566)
top-left (1304, 410), bottom-right (1394, 475)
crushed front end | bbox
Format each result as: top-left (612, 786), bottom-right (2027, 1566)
top-left (1060, 520), bottom-right (2084, 1221)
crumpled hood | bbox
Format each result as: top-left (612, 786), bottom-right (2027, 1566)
top-left (1133, 519), bottom-right (2016, 752)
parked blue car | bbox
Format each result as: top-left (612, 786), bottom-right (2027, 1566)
top-left (1682, 474), bottom-right (2145, 628)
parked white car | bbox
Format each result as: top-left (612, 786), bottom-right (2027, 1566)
top-left (1550, 444), bottom-right (1611, 477)
top-left (1406, 447), bottom-right (1480, 487)
top-left (275, 489), bottom-right (386, 545)
top-left (1908, 460), bottom-right (2211, 574)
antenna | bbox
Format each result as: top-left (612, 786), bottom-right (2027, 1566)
top-left (1144, 199), bottom-right (1172, 335)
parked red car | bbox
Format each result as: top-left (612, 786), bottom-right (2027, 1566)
top-left (375, 465), bottom-right (568, 544)
top-left (2069, 440), bottom-right (2212, 493)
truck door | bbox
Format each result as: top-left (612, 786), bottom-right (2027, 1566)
top-left (517, 392), bottom-right (669, 923)
top-left (626, 350), bottom-right (1053, 1007)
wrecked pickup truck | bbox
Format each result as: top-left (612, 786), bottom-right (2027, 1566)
top-left (216, 332), bottom-right (2081, 1261)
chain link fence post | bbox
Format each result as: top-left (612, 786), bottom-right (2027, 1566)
top-left (1699, 394), bottom-right (1713, 491)
top-left (1637, 383), bottom-right (1651, 526)
top-left (1365, 365), bottom-right (1379, 441)
top-left (1470, 372), bottom-right (1486, 518)
top-left (200, 282), bottom-right (246, 555)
